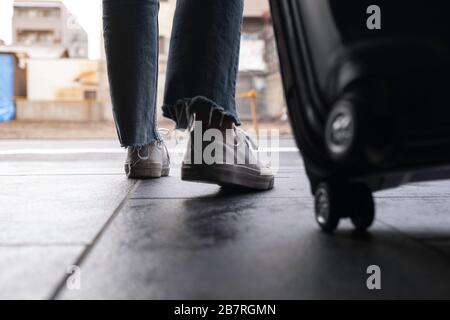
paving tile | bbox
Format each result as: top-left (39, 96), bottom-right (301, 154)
top-left (59, 196), bottom-right (450, 299)
top-left (0, 175), bottom-right (135, 244)
top-left (131, 174), bottom-right (312, 200)
top-left (131, 173), bottom-right (450, 202)
top-left (0, 161), bottom-right (123, 176)
top-left (2, 139), bottom-right (450, 300)
top-left (0, 245), bottom-right (84, 299)
top-left (376, 197), bottom-right (450, 253)
top-left (377, 181), bottom-right (450, 198)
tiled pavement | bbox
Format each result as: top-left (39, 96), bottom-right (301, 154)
top-left (1, 139), bottom-right (450, 299)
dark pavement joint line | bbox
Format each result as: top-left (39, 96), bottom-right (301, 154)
top-left (48, 180), bottom-right (141, 300)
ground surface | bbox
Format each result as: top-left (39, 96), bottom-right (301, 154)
top-left (1, 138), bottom-right (450, 299)
top-left (0, 120), bottom-right (292, 139)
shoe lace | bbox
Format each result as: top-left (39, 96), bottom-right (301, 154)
top-left (234, 127), bottom-right (273, 169)
top-left (134, 128), bottom-right (172, 161)
top-left (158, 128), bottom-right (171, 162)
top-left (235, 127), bottom-right (259, 151)
top-left (136, 147), bottom-right (149, 161)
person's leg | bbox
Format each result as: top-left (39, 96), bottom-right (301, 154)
top-left (103, 0), bottom-right (170, 178)
top-left (103, 0), bottom-right (160, 146)
top-left (163, 0), bottom-right (274, 190)
top-left (162, 0), bottom-right (243, 129)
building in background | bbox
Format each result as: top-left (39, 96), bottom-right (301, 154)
top-left (1, 0), bottom-right (286, 124)
top-left (156, 0), bottom-right (177, 121)
top-left (242, 0), bottom-right (270, 33)
top-left (0, 0), bottom-right (100, 123)
top-left (12, 0), bottom-right (88, 58)
top-left (237, 0), bottom-right (286, 121)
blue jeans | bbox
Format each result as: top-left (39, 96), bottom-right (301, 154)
top-left (103, 0), bottom-right (243, 147)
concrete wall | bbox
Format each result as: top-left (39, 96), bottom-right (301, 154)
top-left (244, 0), bottom-right (270, 17)
top-left (264, 72), bottom-right (285, 119)
top-left (159, 0), bottom-right (176, 39)
top-left (236, 72), bottom-right (267, 121)
top-left (16, 100), bottom-right (105, 122)
top-left (27, 59), bottom-right (98, 101)
top-left (236, 72), bottom-right (285, 122)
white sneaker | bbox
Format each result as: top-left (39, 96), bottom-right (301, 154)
top-left (181, 127), bottom-right (274, 190)
top-left (125, 141), bottom-right (170, 179)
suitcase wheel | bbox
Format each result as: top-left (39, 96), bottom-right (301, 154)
top-left (314, 182), bottom-right (375, 233)
top-left (349, 184), bottom-right (375, 232)
top-left (325, 100), bottom-right (359, 161)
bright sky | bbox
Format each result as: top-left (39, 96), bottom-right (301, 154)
top-left (0, 0), bottom-right (102, 59)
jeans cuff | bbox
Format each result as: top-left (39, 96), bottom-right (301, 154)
top-left (119, 138), bottom-right (160, 149)
top-left (162, 96), bottom-right (241, 130)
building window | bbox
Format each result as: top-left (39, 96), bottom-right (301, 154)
top-left (15, 7), bottom-right (61, 18)
top-left (17, 30), bottom-right (55, 45)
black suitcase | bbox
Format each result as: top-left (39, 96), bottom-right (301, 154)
top-left (269, 0), bottom-right (450, 232)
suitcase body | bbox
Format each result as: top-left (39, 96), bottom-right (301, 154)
top-left (269, 0), bottom-right (450, 232)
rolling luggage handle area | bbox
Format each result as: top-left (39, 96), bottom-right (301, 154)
top-left (269, 0), bottom-right (450, 233)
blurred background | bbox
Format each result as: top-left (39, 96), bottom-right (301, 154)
top-left (0, 0), bottom-right (291, 140)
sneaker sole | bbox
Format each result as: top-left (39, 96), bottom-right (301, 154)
top-left (181, 164), bottom-right (274, 191)
top-left (125, 164), bottom-right (170, 179)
